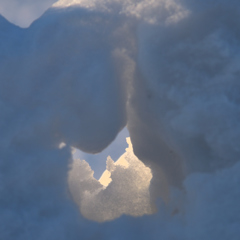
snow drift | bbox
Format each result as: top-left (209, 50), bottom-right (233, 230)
top-left (0, 0), bottom-right (240, 239)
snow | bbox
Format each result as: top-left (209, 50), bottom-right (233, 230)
top-left (0, 0), bottom-right (240, 239)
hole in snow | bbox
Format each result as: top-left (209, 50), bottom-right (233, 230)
top-left (68, 128), bottom-right (154, 222)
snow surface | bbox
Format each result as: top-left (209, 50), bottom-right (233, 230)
top-left (1, 0), bottom-right (240, 239)
top-left (69, 137), bottom-right (153, 222)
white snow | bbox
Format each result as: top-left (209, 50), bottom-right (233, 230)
top-left (0, 0), bottom-right (240, 239)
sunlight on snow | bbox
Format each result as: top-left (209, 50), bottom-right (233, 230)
top-left (99, 138), bottom-right (131, 187)
top-left (68, 137), bottom-right (154, 222)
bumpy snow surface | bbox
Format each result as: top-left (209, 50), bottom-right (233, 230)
top-left (1, 0), bottom-right (240, 239)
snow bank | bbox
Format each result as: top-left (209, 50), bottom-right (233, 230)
top-left (1, 0), bottom-right (240, 239)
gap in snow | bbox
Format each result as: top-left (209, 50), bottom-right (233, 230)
top-left (73, 127), bottom-right (130, 180)
top-left (68, 132), bottom-right (154, 222)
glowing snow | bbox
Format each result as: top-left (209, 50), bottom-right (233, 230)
top-left (69, 138), bottom-right (153, 222)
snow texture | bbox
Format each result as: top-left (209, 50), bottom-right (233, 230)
top-left (69, 138), bottom-right (153, 222)
top-left (0, 0), bottom-right (240, 239)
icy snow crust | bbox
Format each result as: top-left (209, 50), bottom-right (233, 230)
top-left (1, 0), bottom-right (240, 239)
